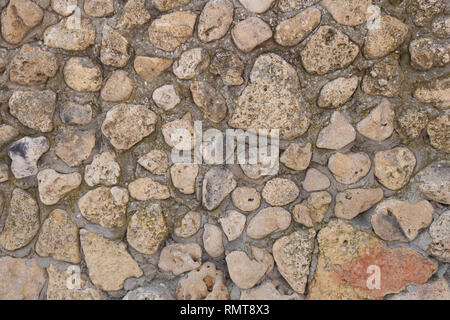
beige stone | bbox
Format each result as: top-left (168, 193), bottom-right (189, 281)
top-left (198, 0), bottom-right (234, 42)
top-left (262, 178), bottom-right (299, 206)
top-left (374, 147), bottom-right (416, 190)
top-left (100, 25), bottom-right (131, 67)
top-left (162, 113), bottom-right (194, 151)
top-left (51, 0), bottom-right (77, 16)
top-left (174, 211), bottom-right (202, 238)
top-left (171, 163), bottom-right (198, 195)
top-left (219, 210), bottom-right (246, 241)
top-left (84, 0), bottom-right (114, 17)
top-left (247, 207), bottom-right (291, 239)
top-left (138, 150), bottom-right (168, 175)
top-left (232, 17), bottom-right (272, 53)
top-left (128, 178), bottom-right (170, 201)
top-left (35, 209), bottom-right (81, 264)
top-left (316, 111), bottom-right (356, 150)
top-left (134, 56), bottom-right (173, 82)
top-left (357, 99), bottom-right (395, 141)
top-left (428, 210), bottom-right (449, 263)
top-left (275, 8), bottom-right (321, 46)
top-left (335, 188), bottom-right (383, 219)
top-left (427, 114), bottom-right (450, 153)
top-left (231, 187), bottom-right (260, 212)
top-left (203, 223), bottom-right (224, 258)
top-left (153, 0), bottom-right (190, 11)
top-left (152, 85), bottom-right (180, 111)
top-left (64, 58), bottom-right (102, 92)
top-left (226, 250), bottom-right (272, 289)
top-left (241, 281), bottom-right (300, 300)
top-left (318, 76), bottom-right (359, 108)
top-left (101, 70), bottom-right (134, 102)
top-left (280, 143), bottom-right (312, 171)
top-left (37, 169), bottom-right (81, 205)
top-left (116, 0), bottom-right (150, 30)
top-left (60, 102), bottom-right (92, 125)
top-left (1, 0), bottom-right (43, 44)
top-left (158, 243), bottom-right (202, 275)
top-left (190, 81), bottom-right (228, 123)
top-left (302, 168), bottom-right (330, 192)
top-left (410, 38), bottom-right (450, 70)
top-left (323, 0), bottom-right (371, 26)
top-left (328, 152), bottom-right (371, 185)
top-left (362, 56), bottom-right (402, 97)
top-left (293, 192), bottom-right (332, 226)
top-left (80, 230), bottom-right (142, 291)
top-left (416, 161), bottom-right (449, 205)
top-left (202, 166), bottom-right (237, 210)
top-left (84, 152), bottom-right (120, 187)
top-left (55, 127), bottom-right (95, 167)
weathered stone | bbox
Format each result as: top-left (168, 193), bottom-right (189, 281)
top-left (148, 11), bottom-right (197, 52)
top-left (328, 152), bottom-right (371, 185)
top-left (278, 0), bottom-right (320, 11)
top-left (362, 56), bottom-right (402, 97)
top-left (174, 211), bottom-right (202, 238)
top-left (428, 210), bottom-right (449, 263)
top-left (229, 53), bottom-right (310, 139)
top-left (10, 45), bottom-right (58, 85)
top-left (46, 264), bottom-right (101, 300)
top-left (371, 199), bottom-right (434, 241)
top-left (226, 249), bottom-right (272, 289)
top-left (51, 0), bottom-right (77, 16)
top-left (231, 187), bottom-right (260, 212)
top-left (127, 204), bottom-right (168, 255)
top-left (84, 0), bottom-right (114, 17)
top-left (84, 151), bottom-right (120, 187)
top-left (308, 220), bottom-right (438, 299)
top-left (78, 186), bottom-right (129, 229)
top-left (35, 209), bottom-right (80, 263)
top-left (323, 0), bottom-right (371, 26)
top-left (275, 7), bottom-right (320, 46)
top-left (241, 281), bottom-right (300, 300)
top-left (202, 166), bottom-right (237, 210)
top-left (170, 163), bottom-right (198, 194)
top-left (162, 113), bottom-right (194, 150)
top-left (174, 48), bottom-right (209, 80)
top-left (388, 278), bottom-right (450, 300)
top-left (60, 102), bottom-right (92, 125)
top-left (101, 70), bottom-right (134, 103)
top-left (231, 17), bottom-right (272, 53)
top-left (280, 143), bottom-right (312, 171)
top-left (123, 282), bottom-right (174, 300)
top-left (1, 0), bottom-right (43, 44)
top-left (80, 230), bottom-right (142, 291)
top-left (302, 168), bottom-right (330, 192)
top-left (158, 243), bottom-right (202, 275)
top-left (247, 207), bottom-right (291, 239)
top-left (101, 104), bottom-right (157, 150)
top-left (0, 124), bottom-right (19, 148)
top-left (100, 25), bottom-right (131, 68)
top-left (203, 223), bottom-right (224, 258)
top-left (293, 192), bottom-right (332, 226)
top-left (414, 78), bottom-right (449, 110)
top-left (317, 111), bottom-right (356, 150)
top-left (432, 16), bottom-right (450, 38)
top-left (273, 230), bottom-right (315, 293)
top-left (138, 150), bottom-right (168, 175)
top-left (176, 262), bottom-right (229, 300)
top-left (427, 114), bottom-right (449, 153)
top-left (116, 0), bottom-right (150, 30)
top-left (0, 163), bottom-right (9, 183)
top-left (190, 81), bottom-right (227, 123)
top-left (37, 169), bottom-right (81, 205)
top-left (152, 85), bottom-right (180, 111)
top-left (219, 210), bottom-right (246, 241)
top-left (357, 99), bottom-right (395, 141)
top-left (374, 147), bottom-right (416, 190)
top-left (239, 0), bottom-right (274, 13)
top-left (44, 14), bottom-right (96, 50)
top-left (318, 76), bottom-right (359, 109)
top-left (0, 188), bottom-right (39, 251)
top-left (262, 178), bottom-right (299, 206)
top-left (55, 127), bottom-right (95, 167)
top-left (128, 178), bottom-right (170, 201)
top-left (395, 107), bottom-right (428, 140)
top-left (410, 38), bottom-right (450, 70)
top-left (64, 57), bottom-right (102, 92)
top-left (153, 0), bottom-right (190, 11)
top-left (198, 0), bottom-right (234, 42)
top-left (363, 15), bottom-right (408, 59)
top-left (416, 161), bottom-right (450, 205)
top-left (8, 136), bottom-right (49, 179)
top-left (210, 50), bottom-right (244, 86)
top-left (134, 56), bottom-right (172, 82)
top-left (409, 0), bottom-right (446, 27)
top-left (9, 90), bottom-right (56, 133)
top-left (301, 26), bottom-right (359, 75)
top-left (0, 257), bottom-right (45, 300)
top-left (335, 188), bottom-right (383, 219)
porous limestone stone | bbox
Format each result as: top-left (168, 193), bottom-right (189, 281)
top-left (84, 0), bottom-right (114, 18)
top-left (134, 56), bottom-right (173, 82)
top-left (316, 111), bottom-right (356, 150)
top-left (416, 161), bottom-right (449, 205)
top-left (374, 147), bottom-right (416, 190)
top-left (219, 210), bottom-right (246, 241)
top-left (55, 127), bottom-right (96, 167)
top-left (158, 243), bottom-right (202, 275)
top-left (203, 223), bottom-right (224, 258)
top-left (128, 178), bottom-right (170, 201)
top-left (138, 150), bottom-right (168, 175)
top-left (60, 102), bottom-right (92, 125)
top-left (247, 207), bottom-right (291, 239)
top-left (262, 178), bottom-right (299, 206)
top-left (170, 163), bottom-right (198, 195)
top-left (174, 211), bottom-right (202, 238)
top-left (323, 0), bottom-right (371, 26)
top-left (302, 168), bottom-right (330, 192)
top-left (1, 0), bottom-right (43, 44)
top-left (274, 7), bottom-right (321, 46)
top-left (8, 136), bottom-right (49, 179)
top-left (280, 143), bottom-right (312, 171)
top-left (357, 99), bottom-right (395, 142)
top-left (37, 169), bottom-right (81, 205)
top-left (101, 70), bottom-right (134, 102)
top-left (334, 188), bottom-right (383, 219)
top-left (198, 0), bottom-right (234, 43)
top-left (328, 152), bottom-right (371, 185)
top-left (84, 152), bottom-right (120, 187)
top-left (116, 0), bottom-right (150, 30)
top-left (231, 17), bottom-right (272, 53)
top-left (292, 192), bottom-right (332, 227)
top-left (64, 57), bottom-right (102, 92)
top-left (317, 76), bottom-right (359, 109)
top-left (152, 85), bottom-right (180, 111)
top-left (231, 187), bottom-right (260, 212)
top-left (428, 210), bottom-right (449, 263)
top-left (202, 166), bottom-right (237, 210)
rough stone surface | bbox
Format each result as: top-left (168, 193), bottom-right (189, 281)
top-left (219, 210), bottom-right (246, 241)
top-left (247, 207), bottom-right (292, 239)
top-left (273, 230), bottom-right (315, 293)
top-left (80, 230), bottom-right (143, 291)
top-left (335, 188), bottom-right (383, 220)
top-left (148, 11), bottom-right (197, 52)
top-left (203, 223), bottom-right (224, 258)
top-left (64, 58), bottom-right (102, 92)
top-left (152, 85), bottom-right (180, 111)
top-left (8, 136), bottom-right (49, 179)
top-left (134, 56), bottom-right (173, 82)
top-left (231, 187), bottom-right (260, 212)
top-left (0, 188), bottom-right (40, 251)
top-left (101, 70), bottom-right (134, 102)
top-left (318, 76), bottom-right (359, 109)
top-left (274, 7), bottom-right (321, 46)
top-left (60, 102), bottom-right (92, 125)
top-left (84, 0), bottom-right (114, 18)
top-left (357, 99), bottom-right (395, 141)
top-left (198, 0), bottom-right (234, 43)
top-left (138, 150), bottom-right (168, 175)
top-left (374, 147), bottom-right (416, 190)
top-left (174, 211), bottom-right (202, 238)
top-left (262, 178), bottom-right (299, 206)
top-left (84, 152), bottom-right (120, 187)
top-left (153, 0), bottom-right (190, 11)
top-left (1, 0), bottom-right (43, 44)
top-left (416, 161), bottom-right (449, 205)
top-left (158, 243), bottom-right (202, 275)
top-left (388, 278), bottom-right (450, 300)
top-left (302, 168), bottom-right (330, 192)
top-left (240, 281), bottom-right (300, 300)
top-left (328, 152), bottom-right (371, 185)
top-left (171, 163), bottom-right (198, 195)
top-left (116, 0), bottom-right (150, 30)
top-left (202, 166), bottom-right (237, 210)
top-left (280, 143), bottom-right (312, 171)
top-left (232, 17), bottom-right (272, 53)
top-left (173, 48), bottom-right (210, 80)
top-left (127, 204), bottom-right (168, 255)
top-left (226, 249), bottom-right (272, 289)
top-left (128, 178), bottom-right (170, 201)
top-left (191, 81), bottom-right (227, 123)
top-left (100, 25), bottom-right (131, 68)
top-left (37, 169), bottom-right (81, 205)
top-left (323, 0), bottom-right (371, 26)
top-left (78, 186), bottom-right (129, 229)
top-left (9, 90), bottom-right (56, 133)
top-left (428, 211), bottom-right (449, 263)
top-left (35, 209), bottom-right (80, 264)
top-left (308, 220), bottom-right (438, 299)
top-left (409, 38), bottom-right (450, 70)
top-left (427, 114), bottom-right (449, 153)
top-left (316, 111), bottom-right (356, 150)
top-left (293, 192), bottom-right (332, 226)
top-left (102, 104), bottom-right (157, 150)
top-left (55, 127), bottom-right (95, 167)
top-left (0, 257), bottom-right (45, 300)
top-left (210, 50), bottom-right (244, 86)
top-left (362, 56), bottom-right (402, 97)
top-left (301, 26), bottom-right (359, 75)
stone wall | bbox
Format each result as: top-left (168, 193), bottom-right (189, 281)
top-left (0, 0), bottom-right (448, 300)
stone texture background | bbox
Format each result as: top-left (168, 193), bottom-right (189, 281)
top-left (0, 0), bottom-right (448, 300)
